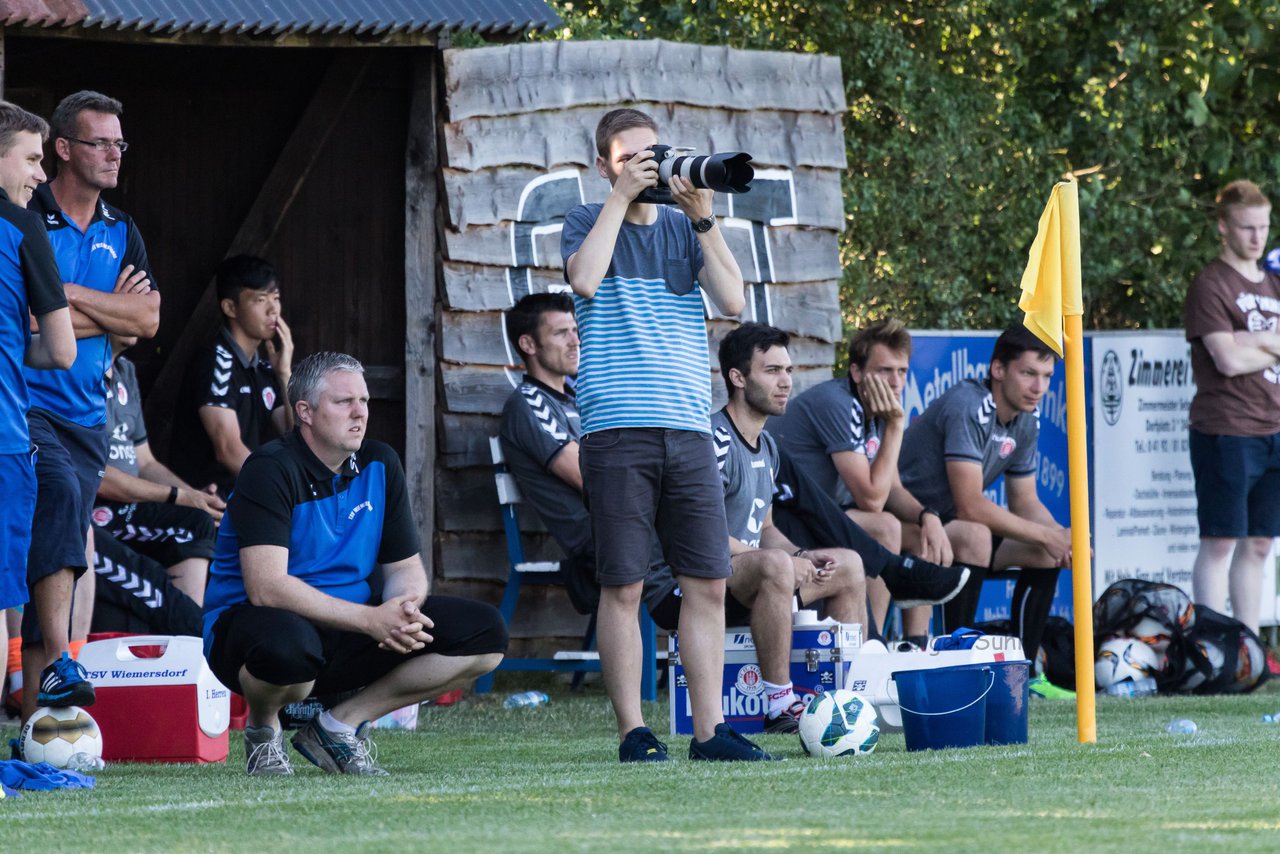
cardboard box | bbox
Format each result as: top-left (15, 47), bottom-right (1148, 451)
top-left (668, 621), bottom-right (862, 735)
top-left (842, 635), bottom-right (1025, 729)
top-left (78, 635), bottom-right (230, 764)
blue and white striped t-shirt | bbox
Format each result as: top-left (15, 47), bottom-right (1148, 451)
top-left (561, 203), bottom-right (712, 435)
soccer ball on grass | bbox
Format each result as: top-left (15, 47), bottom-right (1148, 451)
top-left (798, 689), bottom-right (880, 758)
top-left (20, 706), bottom-right (104, 768)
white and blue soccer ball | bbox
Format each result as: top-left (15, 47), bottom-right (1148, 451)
top-left (798, 689), bottom-right (880, 758)
top-left (20, 706), bottom-right (104, 768)
top-left (1095, 637), bottom-right (1161, 688)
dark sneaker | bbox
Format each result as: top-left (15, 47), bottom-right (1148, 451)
top-left (244, 725), bottom-right (294, 776)
top-left (291, 718), bottom-right (389, 776)
top-left (689, 723), bottom-right (781, 761)
top-left (763, 699), bottom-right (806, 734)
top-left (619, 726), bottom-right (669, 763)
top-left (880, 555), bottom-right (970, 609)
top-left (36, 652), bottom-right (95, 707)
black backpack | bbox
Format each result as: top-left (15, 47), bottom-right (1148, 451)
top-left (1173, 605), bottom-right (1271, 695)
top-left (1093, 579), bottom-right (1269, 694)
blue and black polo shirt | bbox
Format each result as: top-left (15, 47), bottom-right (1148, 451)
top-left (24, 183), bottom-right (155, 427)
top-left (202, 430), bottom-right (421, 656)
top-left (0, 186), bottom-right (68, 454)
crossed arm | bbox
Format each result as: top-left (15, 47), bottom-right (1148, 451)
top-left (65, 264), bottom-right (160, 339)
top-left (1199, 329), bottom-right (1280, 377)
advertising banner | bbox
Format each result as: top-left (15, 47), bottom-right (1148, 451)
top-left (1090, 332), bottom-right (1277, 625)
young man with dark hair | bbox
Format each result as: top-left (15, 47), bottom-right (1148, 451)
top-left (563, 108), bottom-right (774, 762)
top-left (0, 100), bottom-right (76, 700)
top-left (770, 319), bottom-right (982, 647)
top-left (20, 89), bottom-right (159, 723)
top-left (1184, 180), bottom-right (1280, 634)
top-left (711, 322), bottom-right (867, 731)
top-left (174, 254), bottom-right (293, 496)
top-left (899, 325), bottom-right (1071, 695)
top-left (498, 291), bottom-right (620, 615)
top-left (203, 352), bottom-right (506, 776)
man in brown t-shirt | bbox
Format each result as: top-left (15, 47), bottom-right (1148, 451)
top-left (1184, 179), bottom-right (1280, 633)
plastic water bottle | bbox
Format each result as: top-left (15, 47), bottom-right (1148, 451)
top-left (1165, 718), bottom-right (1198, 735)
top-left (1262, 712), bottom-right (1280, 724)
top-left (1104, 676), bottom-right (1157, 697)
top-left (503, 690), bottom-right (550, 709)
top-left (65, 752), bottom-right (107, 772)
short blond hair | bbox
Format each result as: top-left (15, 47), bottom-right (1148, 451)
top-left (1216, 180), bottom-right (1270, 219)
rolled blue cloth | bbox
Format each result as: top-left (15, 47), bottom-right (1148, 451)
top-left (0, 759), bottom-right (95, 790)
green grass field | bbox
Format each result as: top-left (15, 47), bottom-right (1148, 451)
top-left (4, 676), bottom-right (1280, 853)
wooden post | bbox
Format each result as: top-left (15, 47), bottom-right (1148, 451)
top-left (144, 50), bottom-right (372, 457)
top-left (404, 49), bottom-right (440, 573)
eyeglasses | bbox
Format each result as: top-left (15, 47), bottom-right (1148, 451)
top-left (64, 137), bottom-right (129, 153)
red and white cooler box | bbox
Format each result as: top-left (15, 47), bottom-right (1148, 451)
top-left (78, 635), bottom-right (231, 763)
top-left (669, 621), bottom-right (863, 735)
top-left (844, 634), bottom-right (1025, 730)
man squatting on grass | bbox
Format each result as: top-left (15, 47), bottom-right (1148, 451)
top-left (0, 101), bottom-right (77, 706)
top-left (1184, 179), bottom-right (1280, 635)
top-left (898, 325), bottom-right (1071, 677)
top-left (562, 108), bottom-right (779, 761)
top-left (202, 352), bottom-right (506, 776)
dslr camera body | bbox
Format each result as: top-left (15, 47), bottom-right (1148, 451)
top-left (635, 144), bottom-right (755, 205)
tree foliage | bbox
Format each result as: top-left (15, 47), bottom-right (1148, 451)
top-left (525, 1), bottom-right (1280, 330)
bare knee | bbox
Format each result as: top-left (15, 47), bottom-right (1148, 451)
top-left (946, 520), bottom-right (991, 565)
top-left (1241, 537), bottom-right (1273, 562)
top-left (600, 582), bottom-right (643, 609)
top-left (1198, 537), bottom-right (1237, 562)
top-left (850, 510), bottom-right (901, 551)
top-left (467, 652), bottom-right (504, 677)
top-left (828, 548), bottom-right (865, 591)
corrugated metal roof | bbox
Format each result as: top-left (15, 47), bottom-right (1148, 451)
top-left (0, 0), bottom-right (562, 38)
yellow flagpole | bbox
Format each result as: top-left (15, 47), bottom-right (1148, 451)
top-left (1065, 312), bottom-right (1096, 743)
top-left (1057, 181), bottom-right (1096, 744)
top-left (1018, 178), bottom-right (1096, 742)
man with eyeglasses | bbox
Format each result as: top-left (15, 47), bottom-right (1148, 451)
top-left (16, 90), bottom-right (159, 727)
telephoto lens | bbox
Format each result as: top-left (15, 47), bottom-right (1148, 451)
top-left (637, 145), bottom-right (754, 204)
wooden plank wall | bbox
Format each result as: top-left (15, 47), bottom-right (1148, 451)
top-left (436, 40), bottom-right (847, 645)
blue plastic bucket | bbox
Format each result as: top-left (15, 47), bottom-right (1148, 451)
top-left (891, 665), bottom-right (993, 752)
top-left (944, 660), bottom-right (1031, 745)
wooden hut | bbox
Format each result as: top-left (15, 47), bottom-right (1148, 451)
top-left (0, 6), bottom-right (848, 651)
top-left (436, 40), bottom-right (848, 647)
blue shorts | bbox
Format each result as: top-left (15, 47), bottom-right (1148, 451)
top-left (1189, 428), bottom-right (1280, 538)
top-left (0, 450), bottom-right (37, 610)
top-left (579, 427), bottom-right (732, 586)
top-left (23, 408), bottom-right (108, 644)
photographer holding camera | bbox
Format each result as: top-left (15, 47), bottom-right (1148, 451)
top-left (562, 108), bottom-right (775, 762)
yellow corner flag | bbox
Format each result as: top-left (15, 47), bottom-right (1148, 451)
top-left (1018, 177), bottom-right (1096, 744)
top-left (1018, 179), bottom-right (1084, 356)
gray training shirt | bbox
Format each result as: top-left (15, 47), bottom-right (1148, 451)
top-left (712, 409), bottom-right (779, 548)
top-left (498, 376), bottom-right (591, 560)
top-left (105, 356), bottom-right (146, 479)
top-left (768, 377), bottom-right (884, 507)
top-left (898, 378), bottom-right (1039, 521)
